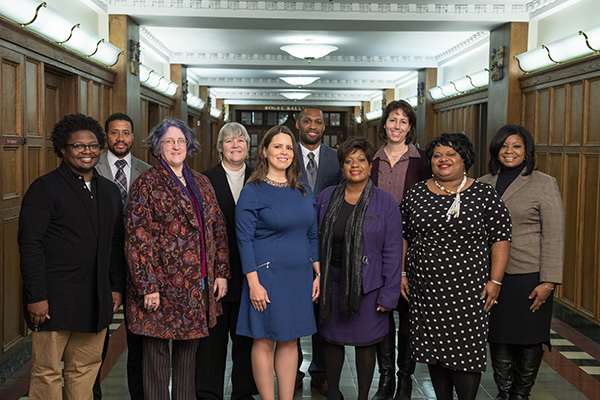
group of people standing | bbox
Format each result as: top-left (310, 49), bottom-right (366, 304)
top-left (18, 103), bottom-right (564, 400)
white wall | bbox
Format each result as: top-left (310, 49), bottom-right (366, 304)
top-left (437, 42), bottom-right (489, 85)
top-left (531, 0), bottom-right (600, 48)
top-left (50, 0), bottom-right (101, 34)
top-left (396, 79), bottom-right (417, 100)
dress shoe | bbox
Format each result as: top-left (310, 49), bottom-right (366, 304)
top-left (311, 377), bottom-right (329, 396)
top-left (294, 378), bottom-right (303, 395)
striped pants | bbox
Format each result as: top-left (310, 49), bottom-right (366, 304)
top-left (143, 336), bottom-right (199, 400)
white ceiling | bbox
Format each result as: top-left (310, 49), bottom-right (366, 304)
top-left (97, 0), bottom-right (567, 106)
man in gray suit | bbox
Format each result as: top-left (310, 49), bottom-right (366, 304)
top-left (94, 112), bottom-right (151, 400)
top-left (295, 107), bottom-right (342, 396)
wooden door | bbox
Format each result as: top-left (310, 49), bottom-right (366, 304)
top-left (0, 45), bottom-right (27, 354)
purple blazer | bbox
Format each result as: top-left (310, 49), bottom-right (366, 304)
top-left (316, 185), bottom-right (403, 309)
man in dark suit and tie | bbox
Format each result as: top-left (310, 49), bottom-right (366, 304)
top-left (295, 107), bottom-right (342, 396)
top-left (94, 112), bottom-right (151, 400)
top-left (19, 113), bottom-right (126, 400)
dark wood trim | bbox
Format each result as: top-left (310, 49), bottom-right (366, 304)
top-left (0, 18), bottom-right (116, 85)
top-left (140, 86), bottom-right (175, 108)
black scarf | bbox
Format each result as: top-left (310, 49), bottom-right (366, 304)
top-left (319, 179), bottom-right (374, 322)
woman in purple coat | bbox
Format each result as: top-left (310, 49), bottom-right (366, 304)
top-left (315, 136), bottom-right (403, 400)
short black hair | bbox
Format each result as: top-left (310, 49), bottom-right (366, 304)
top-left (425, 133), bottom-right (476, 172)
top-left (337, 136), bottom-right (376, 167)
top-left (51, 113), bottom-right (105, 158)
top-left (104, 112), bottom-right (134, 134)
top-left (378, 100), bottom-right (416, 144)
top-left (488, 124), bottom-right (535, 176)
top-left (297, 107), bottom-right (324, 123)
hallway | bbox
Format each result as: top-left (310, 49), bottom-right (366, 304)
top-left (2, 304), bottom-right (599, 400)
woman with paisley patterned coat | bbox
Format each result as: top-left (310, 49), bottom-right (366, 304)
top-left (125, 118), bottom-right (229, 400)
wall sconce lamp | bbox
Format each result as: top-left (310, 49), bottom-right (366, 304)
top-left (187, 94), bottom-right (206, 110)
top-left (365, 109), bottom-right (383, 121)
top-left (405, 96), bottom-right (418, 108)
top-left (427, 69), bottom-right (490, 101)
top-left (0, 0), bottom-right (122, 67)
top-left (515, 24), bottom-right (600, 72)
top-left (139, 63), bottom-right (178, 97)
top-left (210, 107), bottom-right (222, 119)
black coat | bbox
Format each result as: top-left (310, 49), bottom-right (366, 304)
top-left (202, 163), bottom-right (252, 302)
top-left (18, 162), bottom-right (126, 333)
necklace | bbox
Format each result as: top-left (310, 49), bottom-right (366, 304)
top-left (434, 175), bottom-right (467, 221)
top-left (177, 175), bottom-right (185, 182)
top-left (264, 177), bottom-right (289, 187)
top-left (434, 179), bottom-right (462, 194)
top-left (385, 145), bottom-right (407, 161)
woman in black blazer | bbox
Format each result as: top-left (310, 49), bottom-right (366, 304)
top-left (196, 122), bottom-right (257, 400)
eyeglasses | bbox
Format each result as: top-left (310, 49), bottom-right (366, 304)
top-left (161, 138), bottom-right (188, 147)
top-left (65, 143), bottom-right (101, 152)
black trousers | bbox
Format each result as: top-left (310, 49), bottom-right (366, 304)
top-left (144, 336), bottom-right (199, 400)
top-left (196, 301), bottom-right (256, 400)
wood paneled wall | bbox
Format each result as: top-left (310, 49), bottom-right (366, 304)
top-left (0, 19), bottom-right (115, 357)
top-left (520, 55), bottom-right (600, 323)
top-left (432, 90), bottom-right (488, 177)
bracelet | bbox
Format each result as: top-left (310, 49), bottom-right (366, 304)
top-left (402, 271), bottom-right (407, 277)
top-left (315, 273), bottom-right (321, 277)
top-left (542, 283), bottom-right (555, 291)
top-left (490, 279), bottom-right (502, 286)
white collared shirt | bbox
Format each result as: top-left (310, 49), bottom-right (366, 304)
top-left (300, 143), bottom-right (321, 170)
top-left (107, 151), bottom-right (133, 190)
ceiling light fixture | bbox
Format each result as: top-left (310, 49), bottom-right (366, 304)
top-left (280, 40), bottom-right (338, 63)
top-left (279, 77), bottom-right (320, 87)
top-left (281, 92), bottom-right (311, 100)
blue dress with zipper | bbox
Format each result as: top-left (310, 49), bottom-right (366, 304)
top-left (235, 180), bottom-right (319, 341)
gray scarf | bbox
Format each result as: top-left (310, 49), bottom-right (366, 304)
top-left (319, 179), bottom-right (374, 322)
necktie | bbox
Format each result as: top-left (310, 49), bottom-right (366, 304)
top-left (307, 152), bottom-right (317, 191)
top-left (115, 159), bottom-right (128, 205)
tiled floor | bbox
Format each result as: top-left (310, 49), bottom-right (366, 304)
top-left (5, 310), bottom-right (599, 399)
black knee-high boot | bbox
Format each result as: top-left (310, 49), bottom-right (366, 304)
top-left (489, 343), bottom-right (513, 400)
top-left (394, 334), bottom-right (415, 400)
top-left (510, 344), bottom-right (544, 400)
top-left (372, 314), bottom-right (396, 400)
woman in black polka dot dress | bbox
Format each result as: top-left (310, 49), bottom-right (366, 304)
top-left (400, 133), bottom-right (512, 400)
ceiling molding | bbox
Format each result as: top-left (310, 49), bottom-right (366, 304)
top-left (140, 26), bottom-right (173, 60)
top-left (174, 52), bottom-right (437, 69)
top-left (108, 1), bottom-right (530, 17)
top-left (436, 31), bottom-right (490, 62)
top-left (189, 77), bottom-right (397, 89)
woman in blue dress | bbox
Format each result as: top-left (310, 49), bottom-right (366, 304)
top-left (236, 125), bottom-right (321, 400)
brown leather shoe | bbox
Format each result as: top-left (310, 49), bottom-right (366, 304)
top-left (311, 378), bottom-right (329, 396)
top-left (294, 378), bottom-right (303, 395)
